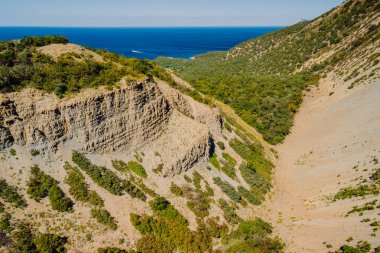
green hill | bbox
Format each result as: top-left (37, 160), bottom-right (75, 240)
top-left (156, 0), bottom-right (379, 144)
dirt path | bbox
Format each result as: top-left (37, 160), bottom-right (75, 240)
top-left (258, 77), bottom-right (380, 252)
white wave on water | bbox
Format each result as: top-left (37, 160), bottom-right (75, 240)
top-left (132, 50), bottom-right (143, 54)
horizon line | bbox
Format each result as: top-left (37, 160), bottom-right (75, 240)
top-left (0, 25), bottom-right (287, 28)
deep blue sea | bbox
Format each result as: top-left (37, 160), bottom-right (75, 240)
top-left (0, 27), bottom-right (282, 59)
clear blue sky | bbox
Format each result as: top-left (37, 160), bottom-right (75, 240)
top-left (0, 0), bottom-right (344, 27)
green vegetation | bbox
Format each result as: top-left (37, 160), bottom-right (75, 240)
top-left (218, 198), bottom-right (242, 225)
top-left (112, 160), bottom-right (147, 178)
top-left (213, 177), bottom-right (241, 203)
top-left (0, 35), bottom-right (177, 97)
top-left (9, 148), bottom-right (16, 156)
top-left (330, 241), bottom-right (379, 253)
top-left (64, 162), bottom-right (104, 207)
top-left (1, 220), bottom-right (68, 253)
top-left (223, 218), bottom-right (284, 252)
top-left (209, 153), bottom-right (221, 170)
top-left (72, 151), bottom-right (146, 200)
top-left (0, 201), bottom-right (4, 213)
top-left (170, 182), bottom-right (183, 197)
top-left (157, 0), bottom-right (379, 144)
top-left (130, 197), bottom-right (219, 252)
top-left (91, 208), bottom-right (118, 230)
top-left (237, 186), bottom-right (261, 205)
top-left (217, 141), bottom-right (225, 150)
top-left (220, 153), bottom-right (237, 179)
top-left (33, 233), bottom-right (68, 253)
top-left (30, 149), bottom-right (40, 156)
top-left (333, 184), bottom-right (380, 201)
top-left (0, 178), bottom-right (27, 207)
top-left (27, 165), bottom-right (73, 212)
top-left (347, 200), bottom-right (379, 216)
top-left (0, 212), bottom-right (12, 233)
top-left (370, 168), bottom-right (380, 181)
top-left (98, 247), bottom-right (130, 253)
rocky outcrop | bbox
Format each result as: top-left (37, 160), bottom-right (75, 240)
top-left (0, 80), bottom-right (171, 153)
top-left (155, 78), bottom-right (222, 135)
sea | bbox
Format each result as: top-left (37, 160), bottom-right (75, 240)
top-left (0, 27), bottom-right (282, 59)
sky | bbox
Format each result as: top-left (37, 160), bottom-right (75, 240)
top-left (0, 0), bottom-right (344, 27)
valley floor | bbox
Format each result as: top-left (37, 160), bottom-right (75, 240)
top-left (259, 77), bottom-right (380, 252)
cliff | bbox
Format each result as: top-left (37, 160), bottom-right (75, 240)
top-left (0, 78), bottom-right (221, 176)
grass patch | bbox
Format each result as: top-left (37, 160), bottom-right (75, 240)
top-left (112, 160), bottom-right (147, 179)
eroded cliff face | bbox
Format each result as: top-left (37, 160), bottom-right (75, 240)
top-left (0, 78), bottom-right (221, 176)
top-left (0, 80), bottom-right (171, 153)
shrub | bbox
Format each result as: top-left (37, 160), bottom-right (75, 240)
top-left (64, 162), bottom-right (104, 207)
top-left (217, 141), bottom-right (225, 150)
top-left (221, 153), bottom-right (237, 179)
top-left (170, 183), bottom-right (183, 197)
top-left (48, 185), bottom-right (74, 212)
top-left (27, 165), bottom-right (73, 212)
top-left (192, 171), bottom-right (203, 189)
top-left (186, 191), bottom-right (210, 218)
top-left (91, 208), bottom-right (118, 230)
top-left (237, 186), bottom-right (261, 205)
top-left (72, 151), bottom-right (125, 196)
top-left (239, 162), bottom-right (271, 197)
top-left (0, 202), bottom-right (4, 213)
top-left (333, 184), bottom-right (380, 201)
top-left (225, 218), bottom-right (284, 252)
top-left (72, 151), bottom-right (146, 201)
top-left (33, 233), bottom-right (68, 253)
top-left (30, 149), bottom-right (40, 156)
top-left (218, 199), bottom-right (242, 225)
top-left (0, 212), bottom-right (12, 233)
top-left (112, 160), bottom-right (147, 178)
top-left (10, 223), bottom-right (36, 252)
top-left (0, 179), bottom-right (27, 208)
top-left (9, 148), bottom-right (16, 156)
top-left (210, 153), bottom-right (221, 170)
top-left (98, 247), bottom-right (129, 253)
top-left (213, 177), bottom-right (241, 203)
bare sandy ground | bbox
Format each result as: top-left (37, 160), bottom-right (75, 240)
top-left (259, 77), bottom-right (380, 252)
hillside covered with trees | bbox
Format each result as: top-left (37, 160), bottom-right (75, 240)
top-left (156, 0), bottom-right (379, 144)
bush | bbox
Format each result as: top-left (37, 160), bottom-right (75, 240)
top-left (30, 149), bottom-right (40, 156)
top-left (213, 177), bottom-right (241, 203)
top-left (98, 247), bottom-right (129, 253)
top-left (0, 179), bottom-right (27, 208)
top-left (112, 160), bottom-right (147, 178)
top-left (9, 148), bottom-right (16, 156)
top-left (170, 183), bottom-right (183, 197)
top-left (33, 233), bottom-right (68, 253)
top-left (220, 153), bottom-right (237, 179)
top-left (333, 184), bottom-right (380, 200)
top-left (64, 162), bottom-right (104, 207)
top-left (218, 199), bottom-right (242, 225)
top-left (237, 186), bottom-right (261, 205)
top-left (27, 165), bottom-right (73, 212)
top-left (225, 218), bottom-right (284, 252)
top-left (91, 208), bottom-right (118, 230)
top-left (217, 141), bottom-right (225, 150)
top-left (0, 201), bottom-right (4, 213)
top-left (210, 153), bottom-right (221, 170)
top-left (0, 212), bottom-right (12, 233)
top-left (239, 162), bottom-right (271, 198)
top-left (72, 152), bottom-right (146, 201)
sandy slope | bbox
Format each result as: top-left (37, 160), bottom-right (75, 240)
top-left (259, 76), bottom-right (380, 252)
